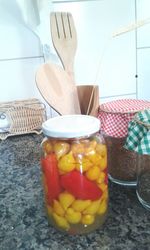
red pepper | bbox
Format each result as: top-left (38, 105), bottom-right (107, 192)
top-left (60, 170), bottom-right (102, 200)
top-left (41, 154), bottom-right (61, 204)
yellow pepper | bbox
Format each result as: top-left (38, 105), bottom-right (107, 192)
top-left (53, 141), bottom-right (70, 159)
top-left (97, 200), bottom-right (107, 215)
top-left (75, 156), bottom-right (93, 172)
top-left (86, 166), bottom-right (101, 181)
top-left (72, 199), bottom-right (91, 212)
top-left (84, 140), bottom-right (97, 155)
top-left (81, 214), bottom-right (95, 225)
top-left (59, 192), bottom-right (75, 210)
top-left (52, 199), bottom-right (65, 216)
top-left (65, 208), bottom-right (81, 224)
top-left (96, 172), bottom-right (106, 184)
top-left (96, 144), bottom-right (107, 157)
top-left (99, 156), bottom-right (107, 170)
top-left (43, 140), bottom-right (53, 154)
top-left (58, 151), bottom-right (76, 172)
top-left (52, 213), bottom-right (70, 229)
top-left (71, 142), bottom-right (85, 156)
top-left (101, 188), bottom-right (109, 201)
top-left (83, 199), bottom-right (101, 215)
top-left (87, 153), bottom-right (102, 165)
top-left (98, 183), bottom-right (107, 192)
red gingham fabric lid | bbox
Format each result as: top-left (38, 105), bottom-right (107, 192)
top-left (98, 99), bottom-right (150, 138)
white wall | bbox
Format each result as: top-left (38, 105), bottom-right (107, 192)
top-left (0, 0), bottom-right (149, 118)
top-left (136, 0), bottom-right (150, 100)
top-left (53, 0), bottom-right (136, 103)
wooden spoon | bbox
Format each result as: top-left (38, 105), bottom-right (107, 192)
top-left (35, 62), bottom-right (81, 115)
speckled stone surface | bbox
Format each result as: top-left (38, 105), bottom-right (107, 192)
top-left (0, 134), bottom-right (150, 250)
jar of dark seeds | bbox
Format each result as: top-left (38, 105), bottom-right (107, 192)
top-left (137, 154), bottom-right (150, 210)
top-left (125, 109), bottom-right (150, 209)
top-left (98, 99), bottom-right (150, 186)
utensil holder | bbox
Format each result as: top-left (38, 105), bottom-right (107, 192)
top-left (77, 85), bottom-right (99, 117)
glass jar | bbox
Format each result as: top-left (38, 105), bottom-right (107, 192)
top-left (131, 109), bottom-right (150, 210)
top-left (136, 154), bottom-right (150, 210)
top-left (104, 135), bottom-right (138, 185)
top-left (98, 99), bottom-right (150, 186)
top-left (40, 115), bottom-right (108, 235)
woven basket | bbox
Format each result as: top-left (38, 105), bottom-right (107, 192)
top-left (0, 98), bottom-right (46, 140)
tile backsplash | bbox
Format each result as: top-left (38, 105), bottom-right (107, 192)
top-left (0, 0), bottom-right (149, 118)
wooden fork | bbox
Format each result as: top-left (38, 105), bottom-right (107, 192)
top-left (50, 12), bottom-right (77, 82)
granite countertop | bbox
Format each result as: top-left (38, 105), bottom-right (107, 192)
top-left (0, 134), bottom-right (150, 250)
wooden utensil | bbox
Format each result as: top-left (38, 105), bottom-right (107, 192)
top-left (35, 62), bottom-right (81, 115)
top-left (77, 85), bottom-right (99, 117)
top-left (50, 12), bottom-right (77, 81)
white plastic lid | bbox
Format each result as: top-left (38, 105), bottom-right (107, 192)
top-left (42, 115), bottom-right (100, 138)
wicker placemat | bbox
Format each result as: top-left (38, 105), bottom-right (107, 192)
top-left (0, 98), bottom-right (47, 140)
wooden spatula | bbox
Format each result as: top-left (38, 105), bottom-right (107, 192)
top-left (50, 12), bottom-right (77, 81)
top-left (35, 62), bottom-right (81, 115)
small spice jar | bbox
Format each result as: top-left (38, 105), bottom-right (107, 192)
top-left (40, 115), bottom-right (108, 235)
top-left (125, 110), bottom-right (150, 209)
top-left (98, 99), bottom-right (150, 186)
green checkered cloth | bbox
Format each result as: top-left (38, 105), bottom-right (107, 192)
top-left (124, 109), bottom-right (150, 155)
